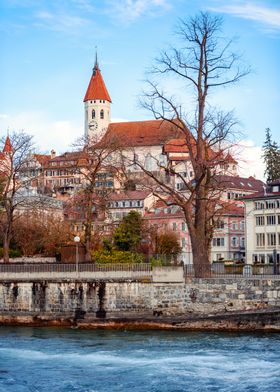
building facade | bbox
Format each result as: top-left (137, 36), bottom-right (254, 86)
top-left (244, 180), bottom-right (280, 264)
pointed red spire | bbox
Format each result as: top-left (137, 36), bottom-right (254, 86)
top-left (3, 136), bottom-right (12, 153)
top-left (84, 60), bottom-right (112, 103)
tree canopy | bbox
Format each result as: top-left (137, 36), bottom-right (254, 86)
top-left (263, 128), bottom-right (280, 182)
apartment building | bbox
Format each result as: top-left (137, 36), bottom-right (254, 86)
top-left (244, 179), bottom-right (280, 264)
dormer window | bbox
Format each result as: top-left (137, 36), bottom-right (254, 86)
top-left (100, 109), bottom-right (104, 119)
top-left (92, 109), bottom-right (95, 119)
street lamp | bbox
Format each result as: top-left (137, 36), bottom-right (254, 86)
top-left (74, 236), bottom-right (80, 273)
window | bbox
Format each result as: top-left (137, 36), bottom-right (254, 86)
top-left (267, 215), bottom-right (276, 225)
top-left (213, 238), bottom-right (225, 247)
top-left (92, 109), bottom-right (95, 119)
top-left (256, 233), bottom-right (265, 247)
top-left (216, 220), bottom-right (225, 229)
top-left (100, 109), bottom-right (104, 119)
top-left (240, 237), bottom-right (245, 248)
top-left (144, 153), bottom-right (152, 171)
top-left (176, 183), bottom-right (183, 190)
top-left (181, 238), bottom-right (186, 248)
top-left (266, 201), bottom-right (276, 209)
top-left (255, 202), bottom-right (265, 210)
top-left (240, 220), bottom-right (245, 231)
top-left (231, 237), bottom-right (238, 247)
top-left (173, 222), bottom-right (177, 231)
top-left (256, 216), bottom-right (264, 226)
top-left (232, 221), bottom-right (238, 230)
top-left (267, 233), bottom-right (276, 246)
top-left (181, 222), bottom-right (186, 231)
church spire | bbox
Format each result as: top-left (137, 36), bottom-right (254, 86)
top-left (84, 53), bottom-right (111, 102)
top-left (3, 135), bottom-right (12, 154)
top-left (84, 52), bottom-right (111, 140)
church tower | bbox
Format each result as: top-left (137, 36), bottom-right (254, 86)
top-left (84, 54), bottom-right (112, 141)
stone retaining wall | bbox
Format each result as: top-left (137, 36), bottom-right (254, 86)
top-left (0, 278), bottom-right (280, 317)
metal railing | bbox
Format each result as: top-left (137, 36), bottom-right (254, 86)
top-left (0, 263), bottom-right (152, 281)
top-left (0, 263), bottom-right (152, 273)
top-left (184, 263), bottom-right (280, 278)
top-left (0, 262), bottom-right (279, 279)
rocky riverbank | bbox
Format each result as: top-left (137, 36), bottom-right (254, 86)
top-left (1, 308), bottom-right (280, 332)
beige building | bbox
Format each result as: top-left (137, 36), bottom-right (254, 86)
top-left (244, 179), bottom-right (280, 264)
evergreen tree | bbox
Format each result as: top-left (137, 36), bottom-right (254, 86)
top-left (113, 211), bottom-right (143, 252)
top-left (263, 128), bottom-right (280, 182)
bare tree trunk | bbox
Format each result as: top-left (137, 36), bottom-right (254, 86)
top-left (3, 224), bottom-right (11, 263)
top-left (84, 192), bottom-right (93, 262)
top-left (191, 238), bottom-right (211, 278)
top-left (84, 222), bottom-right (92, 262)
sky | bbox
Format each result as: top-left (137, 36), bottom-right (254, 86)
top-left (0, 0), bottom-right (279, 179)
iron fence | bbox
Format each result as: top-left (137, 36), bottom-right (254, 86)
top-left (184, 263), bottom-right (280, 278)
top-left (0, 263), bottom-right (152, 274)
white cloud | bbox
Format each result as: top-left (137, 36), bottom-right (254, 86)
top-left (34, 10), bottom-right (90, 35)
top-left (106, 0), bottom-right (171, 23)
top-left (237, 140), bottom-right (265, 180)
top-left (0, 111), bottom-right (82, 154)
top-left (211, 2), bottom-right (280, 32)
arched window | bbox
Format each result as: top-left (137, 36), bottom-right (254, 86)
top-left (92, 109), bottom-right (95, 119)
top-left (100, 109), bottom-right (104, 119)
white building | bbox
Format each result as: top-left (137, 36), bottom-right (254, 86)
top-left (244, 179), bottom-right (280, 264)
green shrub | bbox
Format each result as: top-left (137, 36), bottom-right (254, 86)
top-left (150, 256), bottom-right (163, 267)
top-left (92, 250), bottom-right (144, 264)
top-left (0, 248), bottom-right (22, 258)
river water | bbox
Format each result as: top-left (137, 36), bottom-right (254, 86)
top-left (0, 327), bottom-right (279, 392)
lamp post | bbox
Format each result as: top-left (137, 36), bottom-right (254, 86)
top-left (74, 236), bottom-right (80, 274)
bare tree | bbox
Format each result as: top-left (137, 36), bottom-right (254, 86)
top-left (0, 131), bottom-right (35, 262)
top-left (134, 12), bottom-right (249, 277)
top-left (67, 134), bottom-right (125, 261)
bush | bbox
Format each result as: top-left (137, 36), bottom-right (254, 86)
top-left (0, 248), bottom-right (22, 258)
top-left (92, 250), bottom-right (144, 264)
top-left (150, 256), bottom-right (163, 267)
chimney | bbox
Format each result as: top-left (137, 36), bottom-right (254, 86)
top-left (51, 149), bottom-right (56, 159)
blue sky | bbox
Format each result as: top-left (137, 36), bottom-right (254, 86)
top-left (0, 0), bottom-right (279, 178)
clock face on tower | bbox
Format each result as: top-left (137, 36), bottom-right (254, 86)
top-left (89, 120), bottom-right (98, 131)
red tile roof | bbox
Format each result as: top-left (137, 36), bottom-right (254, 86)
top-left (109, 190), bottom-right (151, 201)
top-left (99, 120), bottom-right (183, 147)
top-left (33, 154), bottom-right (51, 166)
top-left (163, 138), bottom-right (191, 153)
top-left (84, 64), bottom-right (111, 102)
top-left (242, 190), bottom-right (280, 200)
top-left (213, 175), bottom-right (264, 192)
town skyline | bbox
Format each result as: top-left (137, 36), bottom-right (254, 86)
top-left (1, 0), bottom-right (280, 180)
